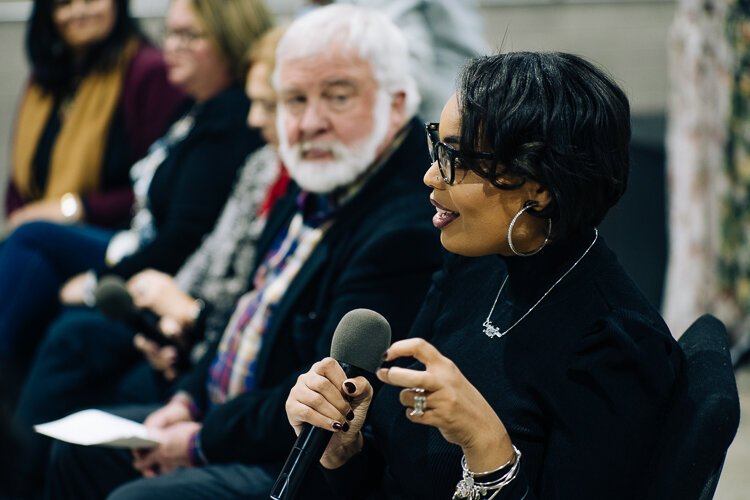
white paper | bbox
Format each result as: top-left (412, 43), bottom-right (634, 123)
top-left (34, 409), bottom-right (161, 449)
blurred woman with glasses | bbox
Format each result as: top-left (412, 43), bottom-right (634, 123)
top-left (287, 52), bottom-right (686, 499)
top-left (0, 0), bottom-right (271, 395)
top-left (7, 0), bottom-right (185, 232)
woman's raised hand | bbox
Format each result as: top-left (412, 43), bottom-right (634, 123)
top-left (377, 338), bottom-right (515, 472)
top-left (285, 357), bottom-right (373, 469)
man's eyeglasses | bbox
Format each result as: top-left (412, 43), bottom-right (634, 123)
top-left (425, 123), bottom-right (494, 184)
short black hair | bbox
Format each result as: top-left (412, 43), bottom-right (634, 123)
top-left (26, 0), bottom-right (145, 95)
top-left (457, 52), bottom-right (631, 239)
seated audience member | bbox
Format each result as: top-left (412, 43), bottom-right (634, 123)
top-left (286, 52), bottom-right (686, 499)
top-left (45, 5), bottom-right (441, 499)
top-left (8, 27), bottom-right (287, 500)
top-left (7, 0), bottom-right (184, 232)
top-left (0, 0), bottom-right (272, 376)
top-left (129, 26), bottom-right (291, 381)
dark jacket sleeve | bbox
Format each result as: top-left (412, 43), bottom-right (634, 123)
top-left (175, 328), bottom-right (220, 410)
top-left (104, 128), bottom-right (257, 279)
top-left (84, 44), bottom-right (186, 228)
top-left (198, 222), bottom-right (441, 464)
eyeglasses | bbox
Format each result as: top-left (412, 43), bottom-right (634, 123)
top-left (163, 28), bottom-right (207, 49)
top-left (52, 0), bottom-right (107, 8)
top-left (425, 122), bottom-right (494, 184)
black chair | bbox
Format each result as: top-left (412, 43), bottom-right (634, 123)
top-left (646, 314), bottom-right (741, 499)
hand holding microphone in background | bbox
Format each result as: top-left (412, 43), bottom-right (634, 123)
top-left (94, 271), bottom-right (203, 381)
top-left (127, 270), bottom-right (204, 381)
top-left (127, 270), bottom-right (202, 337)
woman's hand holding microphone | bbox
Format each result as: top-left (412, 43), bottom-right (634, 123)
top-left (286, 338), bottom-right (514, 473)
top-left (285, 357), bottom-right (373, 469)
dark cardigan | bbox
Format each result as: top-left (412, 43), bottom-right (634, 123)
top-left (101, 84), bottom-right (263, 279)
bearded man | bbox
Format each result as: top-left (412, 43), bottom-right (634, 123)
top-left (46, 5), bottom-right (441, 499)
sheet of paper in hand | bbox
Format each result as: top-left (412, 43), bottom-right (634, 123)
top-left (34, 409), bottom-right (161, 449)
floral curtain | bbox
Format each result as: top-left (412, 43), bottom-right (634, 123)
top-left (717, 1), bottom-right (750, 345)
top-left (662, 0), bottom-right (733, 338)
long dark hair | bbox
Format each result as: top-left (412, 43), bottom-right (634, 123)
top-left (26, 0), bottom-right (146, 95)
top-left (457, 52), bottom-right (631, 239)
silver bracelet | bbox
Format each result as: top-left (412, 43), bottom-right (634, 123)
top-left (452, 445), bottom-right (522, 500)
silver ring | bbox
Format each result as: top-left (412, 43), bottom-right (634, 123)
top-left (410, 388), bottom-right (427, 417)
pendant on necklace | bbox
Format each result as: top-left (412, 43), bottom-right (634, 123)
top-left (481, 228), bottom-right (599, 340)
top-left (482, 319), bottom-right (502, 338)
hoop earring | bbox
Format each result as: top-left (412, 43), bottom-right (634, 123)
top-left (507, 202), bottom-right (552, 257)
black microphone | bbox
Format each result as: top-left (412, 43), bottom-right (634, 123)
top-left (270, 308), bottom-right (392, 500)
top-left (93, 275), bottom-right (172, 347)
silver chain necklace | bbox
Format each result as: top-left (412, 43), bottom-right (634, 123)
top-left (483, 228), bottom-right (599, 339)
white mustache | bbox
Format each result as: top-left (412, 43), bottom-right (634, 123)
top-left (297, 142), bottom-right (345, 157)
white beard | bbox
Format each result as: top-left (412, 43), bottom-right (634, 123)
top-left (278, 90), bottom-right (392, 194)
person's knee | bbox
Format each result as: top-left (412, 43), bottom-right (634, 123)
top-left (6, 221), bottom-right (59, 248)
top-left (108, 479), bottom-right (152, 500)
top-left (39, 312), bottom-right (96, 358)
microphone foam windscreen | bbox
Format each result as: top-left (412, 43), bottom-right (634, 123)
top-left (330, 309), bottom-right (391, 373)
top-left (94, 275), bottom-right (134, 320)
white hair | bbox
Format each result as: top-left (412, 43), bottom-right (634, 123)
top-left (273, 4), bottom-right (421, 119)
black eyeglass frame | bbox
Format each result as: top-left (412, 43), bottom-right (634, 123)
top-left (425, 122), bottom-right (495, 184)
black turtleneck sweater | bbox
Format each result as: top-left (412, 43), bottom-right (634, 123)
top-left (326, 230), bottom-right (685, 499)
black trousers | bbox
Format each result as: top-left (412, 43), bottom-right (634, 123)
top-left (45, 405), bottom-right (276, 500)
top-left (11, 309), bottom-right (170, 498)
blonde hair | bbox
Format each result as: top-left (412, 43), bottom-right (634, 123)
top-left (188, 0), bottom-right (273, 82)
top-left (246, 25), bottom-right (286, 72)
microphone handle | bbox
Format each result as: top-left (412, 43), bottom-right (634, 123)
top-left (269, 363), bottom-right (372, 500)
top-left (131, 309), bottom-right (172, 346)
top-left (269, 423), bottom-right (331, 500)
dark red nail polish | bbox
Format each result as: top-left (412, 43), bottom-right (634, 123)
top-left (342, 422), bottom-right (350, 432)
top-left (382, 350), bottom-right (389, 359)
top-left (331, 422), bottom-right (343, 431)
top-left (346, 410), bottom-right (354, 421)
top-left (344, 382), bottom-right (356, 394)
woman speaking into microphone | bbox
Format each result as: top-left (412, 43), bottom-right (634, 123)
top-left (285, 52), bottom-right (684, 499)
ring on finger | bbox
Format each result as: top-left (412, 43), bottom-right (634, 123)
top-left (409, 387), bottom-right (427, 417)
